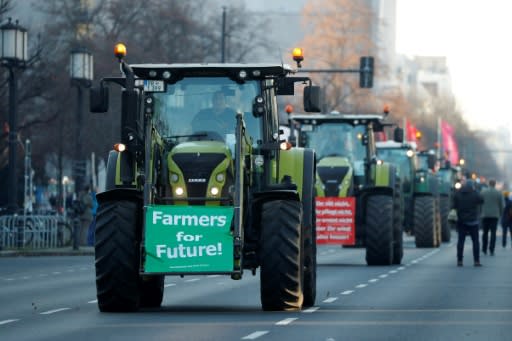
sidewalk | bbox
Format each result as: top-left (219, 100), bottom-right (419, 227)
top-left (0, 246), bottom-right (95, 257)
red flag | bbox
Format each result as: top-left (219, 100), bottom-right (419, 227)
top-left (406, 119), bottom-right (417, 142)
top-left (441, 120), bottom-right (459, 165)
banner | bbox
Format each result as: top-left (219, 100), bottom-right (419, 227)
top-left (405, 119), bottom-right (417, 142)
top-left (316, 197), bottom-right (356, 245)
top-left (144, 205), bottom-right (234, 273)
top-left (441, 120), bottom-right (459, 166)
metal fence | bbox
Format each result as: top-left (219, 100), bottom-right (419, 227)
top-left (0, 214), bottom-right (63, 249)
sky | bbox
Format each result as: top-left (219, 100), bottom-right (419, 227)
top-left (396, 0), bottom-right (512, 132)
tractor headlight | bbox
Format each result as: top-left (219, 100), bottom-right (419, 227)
top-left (216, 173), bottom-right (225, 182)
top-left (210, 187), bottom-right (219, 196)
top-left (420, 176), bottom-right (425, 183)
top-left (170, 173), bottom-right (179, 183)
top-left (175, 187), bottom-right (184, 196)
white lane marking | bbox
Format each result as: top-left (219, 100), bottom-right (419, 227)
top-left (398, 267), bottom-right (406, 270)
top-left (389, 270), bottom-right (398, 274)
top-left (242, 331), bottom-right (269, 339)
top-left (0, 319), bottom-right (19, 325)
top-left (39, 274), bottom-right (48, 277)
top-left (355, 284), bottom-right (368, 288)
top-left (40, 308), bottom-right (71, 315)
top-left (341, 290), bottom-right (354, 295)
top-left (185, 278), bottom-right (200, 282)
top-left (275, 317), bottom-right (297, 325)
top-left (67, 269), bottom-right (75, 272)
top-left (411, 260), bottom-right (418, 264)
top-left (368, 278), bottom-right (379, 283)
top-left (323, 297), bottom-right (338, 303)
top-left (379, 274), bottom-right (388, 278)
top-left (164, 283), bottom-right (176, 288)
top-left (207, 275), bottom-right (221, 278)
top-left (88, 300), bottom-right (97, 304)
top-left (52, 272), bottom-right (61, 275)
top-left (302, 307), bottom-right (319, 313)
top-left (22, 276), bottom-right (30, 280)
top-left (5, 278), bottom-right (14, 281)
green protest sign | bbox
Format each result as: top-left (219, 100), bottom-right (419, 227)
top-left (144, 205), bottom-right (234, 273)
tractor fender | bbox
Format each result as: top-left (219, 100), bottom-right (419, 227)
top-left (105, 150), bottom-right (137, 190)
top-left (278, 147), bottom-right (316, 203)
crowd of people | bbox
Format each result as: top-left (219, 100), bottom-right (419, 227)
top-left (452, 176), bottom-right (512, 267)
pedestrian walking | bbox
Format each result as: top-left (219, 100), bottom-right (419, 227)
top-left (502, 192), bottom-right (512, 248)
top-left (480, 179), bottom-right (503, 256)
top-left (453, 178), bottom-right (484, 267)
top-left (87, 188), bottom-right (98, 246)
top-left (78, 185), bottom-right (94, 246)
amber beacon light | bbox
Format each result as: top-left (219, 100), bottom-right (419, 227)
top-left (292, 47), bottom-right (304, 67)
top-left (114, 43), bottom-right (127, 59)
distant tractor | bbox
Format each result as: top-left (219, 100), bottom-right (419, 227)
top-left (89, 44), bottom-right (321, 312)
top-left (288, 111), bottom-right (404, 265)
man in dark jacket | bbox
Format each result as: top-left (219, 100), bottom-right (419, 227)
top-left (453, 179), bottom-right (484, 266)
top-left (480, 179), bottom-right (503, 255)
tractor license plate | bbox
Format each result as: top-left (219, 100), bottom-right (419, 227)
top-left (143, 80), bottom-right (166, 92)
top-left (144, 205), bottom-right (234, 273)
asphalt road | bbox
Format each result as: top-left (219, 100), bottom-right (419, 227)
top-left (1, 234), bottom-right (511, 341)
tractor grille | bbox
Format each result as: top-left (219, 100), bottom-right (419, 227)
top-left (172, 153), bottom-right (226, 204)
top-left (318, 166), bottom-right (349, 197)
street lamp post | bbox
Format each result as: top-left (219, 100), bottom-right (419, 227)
top-left (0, 18), bottom-right (28, 213)
top-left (70, 48), bottom-right (93, 195)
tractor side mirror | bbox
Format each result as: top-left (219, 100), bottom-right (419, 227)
top-left (393, 127), bottom-right (404, 143)
top-left (304, 85), bottom-right (322, 112)
top-left (90, 83), bottom-right (109, 113)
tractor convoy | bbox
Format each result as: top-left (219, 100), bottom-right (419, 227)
top-left (89, 44), bottom-right (456, 313)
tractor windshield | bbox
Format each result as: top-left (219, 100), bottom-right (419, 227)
top-left (151, 77), bottom-right (261, 145)
top-left (377, 148), bottom-right (414, 182)
top-left (303, 123), bottom-right (365, 161)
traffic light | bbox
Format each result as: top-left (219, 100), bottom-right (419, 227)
top-left (359, 56), bottom-right (374, 88)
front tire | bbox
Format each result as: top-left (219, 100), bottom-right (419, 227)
top-left (260, 199), bottom-right (303, 311)
top-left (414, 196), bottom-right (436, 248)
top-left (365, 195), bottom-right (394, 266)
top-left (95, 199), bottom-right (142, 312)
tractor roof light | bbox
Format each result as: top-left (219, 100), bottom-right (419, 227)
top-left (292, 47), bottom-right (304, 68)
top-left (114, 43), bottom-right (127, 59)
top-left (114, 143), bottom-right (126, 152)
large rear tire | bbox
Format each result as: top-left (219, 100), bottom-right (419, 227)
top-left (414, 196), bottom-right (436, 248)
top-left (260, 199), bottom-right (303, 311)
top-left (365, 195), bottom-right (394, 266)
top-left (392, 180), bottom-right (404, 265)
top-left (95, 199), bottom-right (142, 312)
top-left (440, 196), bottom-right (451, 242)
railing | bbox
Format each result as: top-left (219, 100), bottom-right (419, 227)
top-left (0, 213), bottom-right (69, 250)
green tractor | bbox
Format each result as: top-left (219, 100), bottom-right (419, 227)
top-left (412, 150), bottom-right (442, 247)
top-left (89, 44), bottom-right (321, 312)
top-left (437, 161), bottom-right (461, 242)
top-left (288, 111), bottom-right (404, 265)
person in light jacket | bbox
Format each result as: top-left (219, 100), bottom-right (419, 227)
top-left (480, 179), bottom-right (503, 256)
